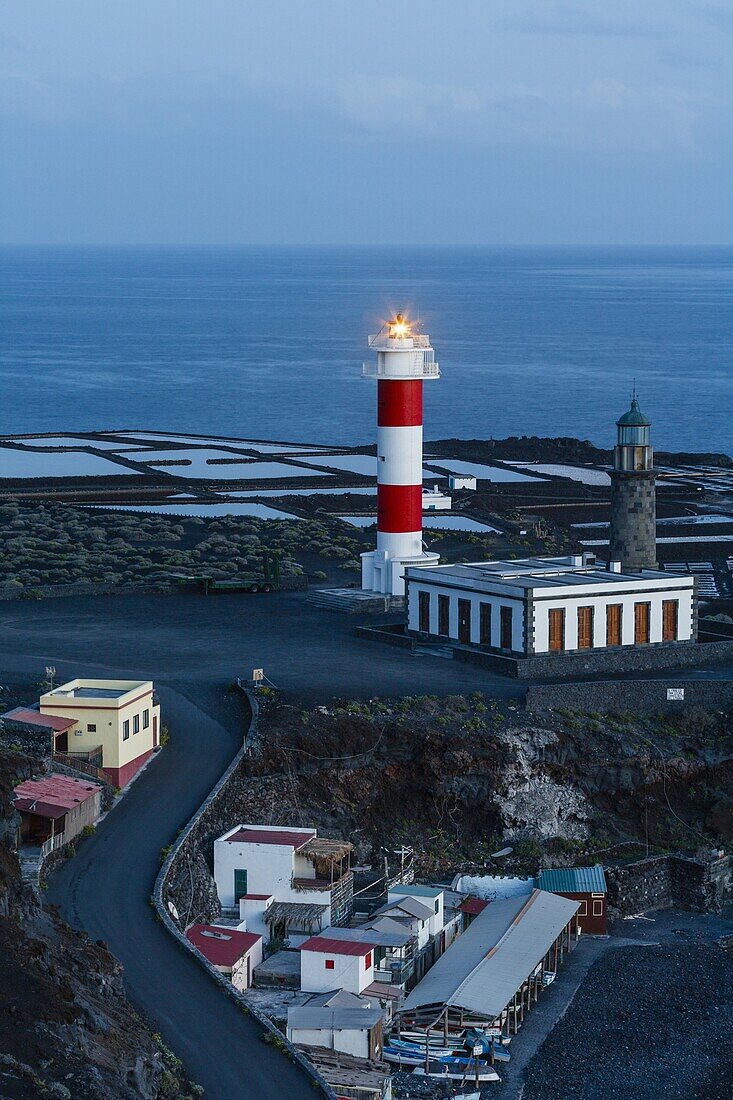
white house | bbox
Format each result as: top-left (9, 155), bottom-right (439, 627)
top-left (287, 1005), bottom-right (384, 1061)
top-left (387, 885), bottom-right (444, 939)
top-left (372, 895), bottom-right (435, 951)
top-left (186, 923), bottom-right (263, 991)
top-left (300, 935), bottom-right (376, 995)
top-left (422, 486), bottom-right (452, 511)
top-left (406, 554), bottom-right (696, 656)
top-left (214, 824), bottom-right (353, 944)
top-left (448, 474), bottom-right (477, 491)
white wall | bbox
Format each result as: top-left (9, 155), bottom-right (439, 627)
top-left (407, 581), bottom-right (525, 652)
top-left (388, 889), bottom-right (444, 938)
top-left (408, 576), bottom-right (694, 655)
top-left (532, 585), bottom-right (693, 653)
top-left (214, 825), bottom-right (333, 917)
top-left (300, 949), bottom-right (374, 995)
top-left (229, 939), bottom-right (263, 991)
top-left (287, 1025), bottom-right (371, 1060)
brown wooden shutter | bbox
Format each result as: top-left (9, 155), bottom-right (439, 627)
top-left (418, 590), bottom-right (430, 632)
top-left (577, 606), bottom-right (593, 649)
top-left (500, 606), bottom-right (513, 650)
top-left (458, 599), bottom-right (471, 644)
top-left (479, 603), bottom-right (492, 645)
top-left (662, 599), bottom-right (678, 642)
top-left (606, 604), bottom-right (622, 646)
top-left (438, 594), bottom-right (450, 636)
top-left (548, 608), bottom-right (565, 652)
top-left (634, 602), bottom-right (651, 644)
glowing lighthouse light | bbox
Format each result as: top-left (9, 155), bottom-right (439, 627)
top-left (360, 313), bottom-right (441, 596)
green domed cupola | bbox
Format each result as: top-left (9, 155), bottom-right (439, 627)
top-left (615, 392), bottom-right (652, 464)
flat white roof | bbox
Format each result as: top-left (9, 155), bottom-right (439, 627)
top-left (406, 555), bottom-right (694, 597)
top-left (42, 679), bottom-right (152, 704)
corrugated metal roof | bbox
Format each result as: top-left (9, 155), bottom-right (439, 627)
top-left (538, 865), bottom-right (607, 894)
top-left (224, 827), bottom-right (315, 849)
top-left (390, 884), bottom-right (443, 899)
top-left (320, 925), bottom-right (411, 949)
top-left (288, 1007), bottom-right (382, 1031)
top-left (2, 707), bottom-right (77, 732)
top-left (300, 936), bottom-right (375, 957)
top-left (459, 897), bottom-right (489, 916)
top-left (374, 896), bottom-right (434, 921)
top-left (12, 774), bottom-right (100, 819)
top-left (402, 889), bottom-right (579, 1020)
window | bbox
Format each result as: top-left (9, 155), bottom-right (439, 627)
top-left (606, 604), bottom-right (622, 647)
top-left (479, 603), bottom-right (492, 646)
top-left (438, 594), bottom-right (450, 637)
top-left (592, 900), bottom-right (603, 917)
top-left (418, 590), bottom-right (430, 633)
top-left (577, 900), bottom-right (588, 916)
top-left (87, 723), bottom-right (97, 733)
top-left (143, 709), bottom-right (150, 729)
top-left (434, 899), bottom-right (440, 914)
top-left (548, 608), bottom-right (565, 652)
top-left (634, 601), bottom-right (651, 645)
top-left (234, 869), bottom-right (248, 899)
top-left (577, 606), bottom-right (594, 649)
top-left (133, 713), bottom-right (140, 735)
top-left (662, 599), bottom-right (678, 642)
top-left (325, 959), bottom-right (335, 970)
top-left (500, 606), bottom-right (513, 650)
top-left (122, 720), bottom-right (130, 741)
top-left (364, 952), bottom-right (372, 969)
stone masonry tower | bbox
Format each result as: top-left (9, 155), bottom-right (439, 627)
top-left (609, 393), bottom-right (657, 571)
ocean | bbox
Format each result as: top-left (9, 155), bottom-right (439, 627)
top-left (1, 246), bottom-right (731, 454)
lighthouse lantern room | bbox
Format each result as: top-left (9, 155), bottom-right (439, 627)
top-left (361, 314), bottom-right (441, 596)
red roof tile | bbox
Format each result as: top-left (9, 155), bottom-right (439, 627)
top-left (225, 827), bottom-right (315, 849)
top-left (186, 924), bottom-right (261, 967)
top-left (300, 936), bottom-right (375, 957)
top-left (3, 707), bottom-right (77, 732)
top-left (12, 774), bottom-right (100, 819)
top-left (241, 893), bottom-right (273, 901)
top-left (459, 897), bottom-right (489, 916)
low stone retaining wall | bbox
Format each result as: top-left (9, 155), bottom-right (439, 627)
top-left (607, 852), bottom-right (733, 915)
top-left (0, 575), bottom-right (307, 601)
top-left (525, 678), bottom-right (733, 715)
top-left (153, 690), bottom-right (336, 1099)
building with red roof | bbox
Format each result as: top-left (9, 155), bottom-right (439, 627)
top-left (12, 773), bottom-right (101, 854)
top-left (214, 823), bottom-right (354, 946)
top-left (186, 923), bottom-right (263, 990)
top-left (299, 934), bottom-right (376, 996)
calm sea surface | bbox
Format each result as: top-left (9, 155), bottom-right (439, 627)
top-left (1, 247), bottom-right (731, 454)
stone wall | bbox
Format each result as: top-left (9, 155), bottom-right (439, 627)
top-left (0, 575), bottom-right (306, 602)
top-left (455, 636), bottom-right (733, 680)
top-left (525, 678), bottom-right (733, 715)
top-left (609, 469), bottom-right (657, 571)
top-left (607, 852), bottom-right (733, 915)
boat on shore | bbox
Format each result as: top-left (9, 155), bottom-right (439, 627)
top-left (411, 1065), bottom-right (501, 1083)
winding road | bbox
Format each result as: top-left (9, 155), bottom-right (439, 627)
top-left (4, 591), bottom-right (729, 1096)
top-left (1, 590), bottom-right (511, 1098)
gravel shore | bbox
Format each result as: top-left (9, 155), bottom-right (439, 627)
top-left (522, 940), bottom-right (733, 1100)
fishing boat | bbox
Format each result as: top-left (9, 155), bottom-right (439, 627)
top-left (412, 1065), bottom-right (501, 1083)
top-left (384, 1048), bottom-right (495, 1071)
top-left (386, 1037), bottom-right (510, 1063)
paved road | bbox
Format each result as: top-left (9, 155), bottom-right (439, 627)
top-left (3, 591), bottom-right (729, 1097)
top-left (0, 592), bottom-right (515, 1099)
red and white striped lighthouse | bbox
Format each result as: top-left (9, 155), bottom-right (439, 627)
top-left (361, 314), bottom-right (441, 595)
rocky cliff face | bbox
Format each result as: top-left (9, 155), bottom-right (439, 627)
top-left (0, 747), bottom-right (196, 1100)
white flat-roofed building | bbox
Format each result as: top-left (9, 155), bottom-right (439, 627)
top-left (448, 474), bottom-right (477, 491)
top-left (214, 824), bottom-right (353, 943)
top-left (287, 1005), bottom-right (384, 1061)
top-left (422, 486), bottom-right (452, 511)
top-left (406, 554), bottom-right (696, 657)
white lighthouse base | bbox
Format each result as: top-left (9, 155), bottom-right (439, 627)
top-left (361, 549), bottom-right (441, 597)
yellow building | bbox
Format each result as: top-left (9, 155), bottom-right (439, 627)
top-left (40, 679), bottom-right (161, 787)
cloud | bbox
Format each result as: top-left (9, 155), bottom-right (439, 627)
top-left (497, 2), bottom-right (666, 38)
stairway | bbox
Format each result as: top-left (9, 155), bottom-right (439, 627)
top-left (305, 588), bottom-right (405, 614)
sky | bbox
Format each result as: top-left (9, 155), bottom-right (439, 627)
top-left (2, 1), bottom-right (732, 245)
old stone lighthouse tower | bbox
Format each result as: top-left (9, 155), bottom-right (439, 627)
top-left (608, 394), bottom-right (657, 571)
